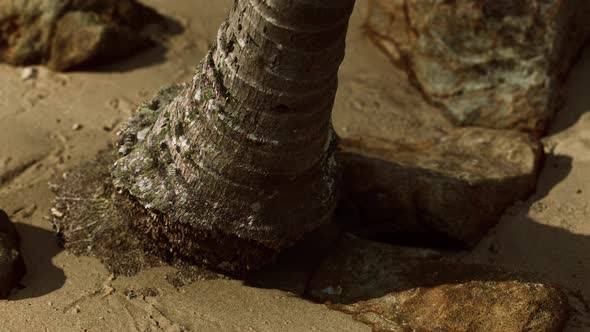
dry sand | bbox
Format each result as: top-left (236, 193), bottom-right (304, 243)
top-left (0, 0), bottom-right (588, 331)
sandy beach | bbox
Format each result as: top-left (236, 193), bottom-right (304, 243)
top-left (0, 0), bottom-right (589, 331)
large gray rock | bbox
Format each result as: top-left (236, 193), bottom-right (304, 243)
top-left (309, 235), bottom-right (570, 332)
top-left (0, 0), bottom-right (174, 71)
top-left (365, 0), bottom-right (590, 136)
top-left (0, 209), bottom-right (25, 298)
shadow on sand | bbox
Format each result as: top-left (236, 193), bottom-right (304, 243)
top-left (9, 222), bottom-right (65, 300)
top-left (243, 152), bottom-right (590, 330)
top-left (67, 16), bottom-right (184, 73)
top-left (245, 42), bottom-right (590, 313)
top-left (244, 152), bottom-right (574, 294)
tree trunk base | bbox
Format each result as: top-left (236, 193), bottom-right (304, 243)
top-left (109, 80), bottom-right (293, 272)
top-left (135, 205), bottom-right (280, 272)
top-left (111, 52), bottom-right (339, 257)
top-left (51, 147), bottom-right (279, 274)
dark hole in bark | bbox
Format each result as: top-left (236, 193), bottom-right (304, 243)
top-left (148, 99), bottom-right (160, 110)
top-left (227, 39), bottom-right (235, 53)
top-left (175, 122), bottom-right (184, 137)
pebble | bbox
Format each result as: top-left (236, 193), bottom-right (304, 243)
top-left (322, 285), bottom-right (343, 295)
top-left (50, 207), bottom-right (64, 218)
top-left (21, 67), bottom-right (38, 80)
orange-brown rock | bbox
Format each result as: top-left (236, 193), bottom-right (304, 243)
top-left (309, 235), bottom-right (570, 332)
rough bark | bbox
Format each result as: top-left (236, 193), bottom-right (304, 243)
top-left (113, 0), bottom-right (356, 271)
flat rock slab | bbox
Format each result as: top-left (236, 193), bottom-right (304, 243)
top-left (0, 0), bottom-right (177, 71)
top-left (0, 210), bottom-right (25, 298)
top-left (365, 0), bottom-right (590, 135)
top-left (337, 127), bottom-right (542, 248)
top-left (309, 235), bottom-right (570, 332)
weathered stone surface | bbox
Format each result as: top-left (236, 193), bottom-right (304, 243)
top-left (337, 127), bottom-right (543, 248)
top-left (0, 0), bottom-right (174, 71)
top-left (334, 281), bottom-right (569, 332)
top-left (334, 22), bottom-right (544, 248)
top-left (365, 0), bottom-right (590, 135)
top-left (309, 235), bottom-right (570, 332)
top-left (0, 209), bottom-right (25, 298)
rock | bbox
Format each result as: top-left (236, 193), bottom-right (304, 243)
top-left (334, 23), bottom-right (544, 248)
top-left (20, 67), bottom-right (37, 80)
top-left (308, 235), bottom-right (570, 332)
top-left (336, 127), bottom-right (543, 248)
top-left (365, 0), bottom-right (590, 135)
top-left (0, 0), bottom-right (176, 71)
top-left (0, 209), bottom-right (25, 298)
top-left (336, 281), bottom-right (570, 332)
top-left (50, 207), bottom-right (64, 218)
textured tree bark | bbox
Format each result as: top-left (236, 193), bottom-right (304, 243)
top-left (112, 0), bottom-right (356, 271)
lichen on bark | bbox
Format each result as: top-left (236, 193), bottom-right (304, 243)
top-left (112, 0), bottom-right (356, 270)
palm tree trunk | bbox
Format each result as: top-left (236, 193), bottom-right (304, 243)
top-left (113, 0), bottom-right (356, 271)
